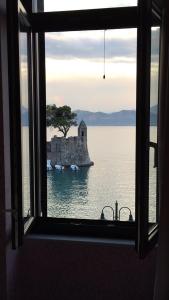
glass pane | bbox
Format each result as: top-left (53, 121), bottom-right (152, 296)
top-left (149, 27), bottom-right (160, 224)
top-left (44, 0), bottom-right (137, 12)
top-left (19, 32), bottom-right (31, 218)
top-left (46, 29), bottom-right (136, 221)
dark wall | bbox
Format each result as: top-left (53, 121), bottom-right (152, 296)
top-left (0, 0), bottom-right (11, 299)
top-left (0, 1), bottom-right (157, 299)
top-left (7, 237), bottom-right (156, 300)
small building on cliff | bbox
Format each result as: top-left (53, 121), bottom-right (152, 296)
top-left (47, 121), bottom-right (94, 167)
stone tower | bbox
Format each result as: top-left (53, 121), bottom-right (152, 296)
top-left (78, 120), bottom-right (87, 141)
top-left (47, 120), bottom-right (94, 167)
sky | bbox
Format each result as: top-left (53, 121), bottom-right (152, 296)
top-left (44, 0), bottom-right (137, 12)
top-left (43, 1), bottom-right (159, 113)
top-left (45, 29), bottom-right (137, 112)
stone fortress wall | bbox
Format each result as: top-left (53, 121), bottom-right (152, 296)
top-left (47, 121), bottom-right (94, 167)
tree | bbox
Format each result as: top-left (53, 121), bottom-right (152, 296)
top-left (46, 104), bottom-right (77, 137)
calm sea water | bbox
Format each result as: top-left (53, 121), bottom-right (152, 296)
top-left (22, 126), bottom-right (157, 222)
top-left (47, 126), bottom-right (156, 221)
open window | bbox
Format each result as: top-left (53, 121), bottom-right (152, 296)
top-left (136, 0), bottom-right (161, 257)
top-left (8, 0), bottom-right (35, 247)
top-left (8, 0), bottom-right (161, 256)
top-left (45, 28), bottom-right (137, 223)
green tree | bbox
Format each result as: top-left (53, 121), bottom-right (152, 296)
top-left (46, 104), bottom-right (77, 137)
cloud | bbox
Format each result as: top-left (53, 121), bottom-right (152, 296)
top-left (45, 32), bottom-right (136, 62)
top-left (45, 30), bottom-right (137, 113)
top-left (48, 95), bottom-right (65, 106)
top-left (46, 77), bottom-right (136, 112)
top-left (44, 0), bottom-right (137, 12)
top-left (151, 28), bottom-right (160, 62)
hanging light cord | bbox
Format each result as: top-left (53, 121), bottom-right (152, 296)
top-left (103, 29), bottom-right (106, 79)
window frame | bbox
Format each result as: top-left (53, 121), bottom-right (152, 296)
top-left (8, 0), bottom-right (162, 253)
top-left (33, 5), bottom-right (139, 240)
top-left (8, 0), bottom-right (24, 248)
top-left (19, 3), bottom-right (36, 230)
top-left (136, 0), bottom-right (161, 257)
top-left (7, 0), bottom-right (37, 247)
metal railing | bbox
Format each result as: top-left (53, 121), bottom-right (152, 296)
top-left (100, 201), bottom-right (133, 221)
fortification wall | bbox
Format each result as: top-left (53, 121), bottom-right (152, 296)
top-left (47, 135), bottom-right (93, 167)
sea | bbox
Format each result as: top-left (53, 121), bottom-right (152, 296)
top-left (46, 126), bottom-right (157, 222)
top-left (22, 126), bottom-right (156, 222)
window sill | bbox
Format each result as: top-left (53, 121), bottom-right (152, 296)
top-left (25, 232), bottom-right (135, 247)
top-left (26, 216), bottom-right (136, 245)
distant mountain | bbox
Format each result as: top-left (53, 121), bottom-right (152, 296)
top-left (150, 105), bottom-right (158, 126)
top-left (21, 105), bottom-right (158, 127)
top-left (75, 106), bottom-right (157, 126)
top-left (150, 105), bottom-right (158, 114)
top-left (75, 109), bottom-right (136, 126)
top-left (21, 106), bottom-right (29, 126)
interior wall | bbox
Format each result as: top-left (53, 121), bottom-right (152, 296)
top-left (7, 237), bottom-right (156, 300)
top-left (153, 3), bottom-right (169, 299)
top-left (0, 1), bottom-right (158, 300)
top-left (0, 0), bottom-right (10, 299)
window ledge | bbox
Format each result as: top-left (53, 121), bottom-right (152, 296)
top-left (25, 233), bottom-right (135, 247)
top-left (25, 217), bottom-right (136, 246)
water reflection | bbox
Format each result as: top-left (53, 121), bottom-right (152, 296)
top-left (19, 32), bottom-right (31, 217)
top-left (47, 167), bottom-right (90, 217)
top-left (47, 127), bottom-right (136, 220)
top-left (148, 27), bottom-right (160, 223)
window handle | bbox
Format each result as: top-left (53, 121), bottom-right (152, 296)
top-left (149, 142), bottom-right (158, 168)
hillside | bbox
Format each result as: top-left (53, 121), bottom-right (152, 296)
top-left (21, 106), bottom-right (29, 126)
top-left (75, 107), bottom-right (157, 126)
top-left (22, 105), bottom-right (158, 126)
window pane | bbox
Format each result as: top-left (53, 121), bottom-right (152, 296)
top-left (19, 32), bottom-right (31, 218)
top-left (44, 0), bottom-right (137, 12)
top-left (46, 29), bottom-right (136, 221)
top-left (148, 27), bottom-right (160, 224)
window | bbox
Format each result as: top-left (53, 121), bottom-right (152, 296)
top-left (8, 0), bottom-right (161, 256)
top-left (149, 27), bottom-right (160, 225)
top-left (19, 26), bottom-right (32, 219)
top-left (136, 0), bottom-right (161, 257)
top-left (46, 29), bottom-right (136, 221)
